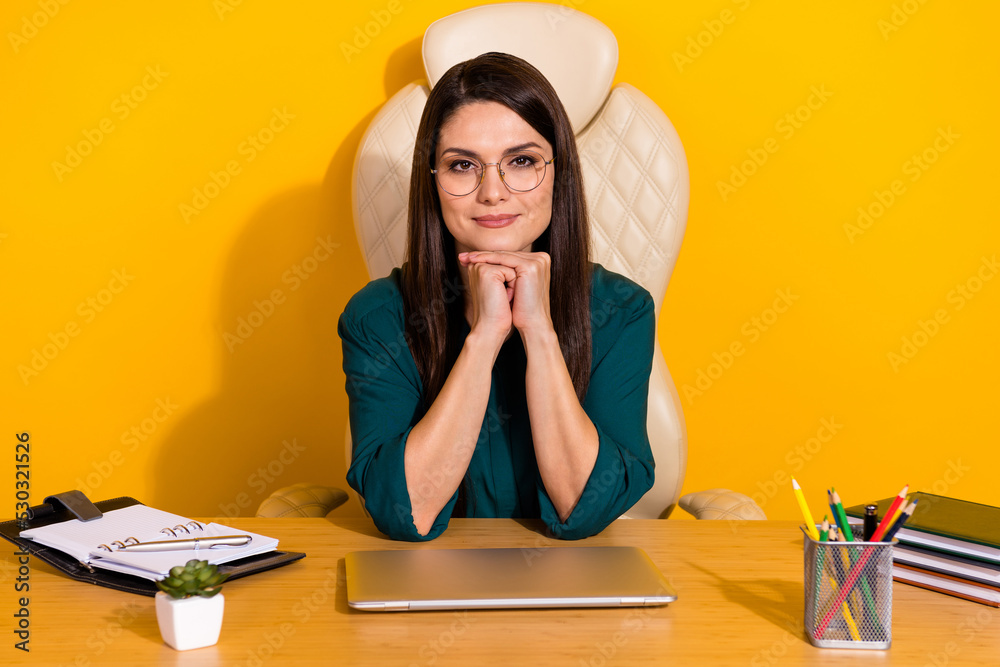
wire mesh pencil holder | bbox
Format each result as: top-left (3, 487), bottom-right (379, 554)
top-left (802, 526), bottom-right (893, 650)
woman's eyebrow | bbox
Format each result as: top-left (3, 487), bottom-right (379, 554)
top-left (439, 142), bottom-right (543, 158)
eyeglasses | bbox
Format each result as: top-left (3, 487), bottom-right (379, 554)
top-left (431, 150), bottom-right (555, 197)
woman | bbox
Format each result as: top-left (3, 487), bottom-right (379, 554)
top-left (340, 52), bottom-right (655, 541)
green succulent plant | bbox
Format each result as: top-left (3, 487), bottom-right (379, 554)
top-left (156, 559), bottom-right (229, 599)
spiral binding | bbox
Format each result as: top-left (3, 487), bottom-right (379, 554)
top-left (97, 521), bottom-right (205, 552)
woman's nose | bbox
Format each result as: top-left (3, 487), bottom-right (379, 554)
top-left (477, 163), bottom-right (508, 203)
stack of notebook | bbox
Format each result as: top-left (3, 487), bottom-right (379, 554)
top-left (847, 493), bottom-right (1000, 607)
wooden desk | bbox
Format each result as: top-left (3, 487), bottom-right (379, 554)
top-left (3, 518), bottom-right (998, 665)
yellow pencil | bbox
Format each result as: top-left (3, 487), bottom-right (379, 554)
top-left (835, 584), bottom-right (863, 641)
top-left (792, 478), bottom-right (821, 540)
top-left (819, 533), bottom-right (862, 641)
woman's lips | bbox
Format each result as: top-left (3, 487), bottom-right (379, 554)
top-left (473, 214), bottom-right (519, 228)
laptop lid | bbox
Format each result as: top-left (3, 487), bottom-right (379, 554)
top-left (345, 545), bottom-right (677, 611)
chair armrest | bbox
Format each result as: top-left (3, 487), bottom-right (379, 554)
top-left (678, 488), bottom-right (766, 521)
top-left (255, 482), bottom-right (349, 518)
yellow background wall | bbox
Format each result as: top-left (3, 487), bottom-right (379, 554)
top-left (3, 0), bottom-right (997, 523)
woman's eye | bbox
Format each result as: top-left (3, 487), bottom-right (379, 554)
top-left (449, 159), bottom-right (477, 172)
top-left (507, 154), bottom-right (536, 168)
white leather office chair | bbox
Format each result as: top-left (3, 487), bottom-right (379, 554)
top-left (258, 3), bottom-right (764, 522)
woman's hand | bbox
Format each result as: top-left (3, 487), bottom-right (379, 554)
top-left (462, 258), bottom-right (516, 344)
top-left (459, 251), bottom-right (554, 337)
top-left (461, 249), bottom-right (596, 523)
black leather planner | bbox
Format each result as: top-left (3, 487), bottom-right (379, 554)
top-left (0, 492), bottom-right (305, 596)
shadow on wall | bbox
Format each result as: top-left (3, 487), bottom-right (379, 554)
top-left (150, 123), bottom-right (366, 518)
top-left (151, 39), bottom-right (426, 518)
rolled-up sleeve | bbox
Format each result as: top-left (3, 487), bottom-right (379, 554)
top-left (537, 276), bottom-right (656, 539)
top-left (339, 278), bottom-right (457, 541)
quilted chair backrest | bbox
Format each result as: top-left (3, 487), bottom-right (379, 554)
top-left (351, 3), bottom-right (689, 518)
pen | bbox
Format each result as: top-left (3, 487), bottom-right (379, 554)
top-left (117, 535), bottom-right (252, 552)
top-left (863, 504), bottom-right (878, 542)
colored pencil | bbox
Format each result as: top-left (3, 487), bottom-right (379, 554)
top-left (830, 489), bottom-right (854, 542)
top-left (883, 499), bottom-right (918, 543)
top-left (830, 490), bottom-right (885, 638)
top-left (827, 491), bottom-right (840, 535)
top-left (816, 498), bottom-right (911, 638)
top-left (871, 484), bottom-right (909, 541)
top-left (793, 478), bottom-right (821, 540)
top-left (814, 525), bottom-right (862, 641)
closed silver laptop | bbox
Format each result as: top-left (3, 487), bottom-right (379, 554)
top-left (345, 546), bottom-right (677, 611)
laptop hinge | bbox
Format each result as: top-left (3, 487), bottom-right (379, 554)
top-left (382, 601), bottom-right (409, 611)
top-left (619, 597), bottom-right (645, 607)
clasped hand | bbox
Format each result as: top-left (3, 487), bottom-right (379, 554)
top-left (459, 251), bottom-right (553, 343)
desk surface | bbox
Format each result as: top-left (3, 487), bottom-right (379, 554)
top-left (3, 518), bottom-right (998, 665)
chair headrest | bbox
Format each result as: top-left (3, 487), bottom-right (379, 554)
top-left (422, 3), bottom-right (618, 133)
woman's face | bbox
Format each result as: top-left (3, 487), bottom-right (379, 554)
top-left (434, 101), bottom-right (554, 255)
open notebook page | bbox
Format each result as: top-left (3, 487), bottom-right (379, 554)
top-left (19, 505), bottom-right (278, 579)
top-left (86, 522), bottom-right (278, 580)
top-left (20, 505), bottom-right (202, 562)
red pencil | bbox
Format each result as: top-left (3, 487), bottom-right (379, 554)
top-left (871, 484), bottom-right (908, 542)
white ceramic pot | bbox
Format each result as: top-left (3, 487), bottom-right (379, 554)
top-left (155, 591), bottom-right (225, 651)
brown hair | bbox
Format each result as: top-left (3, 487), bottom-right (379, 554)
top-left (402, 52), bottom-right (592, 406)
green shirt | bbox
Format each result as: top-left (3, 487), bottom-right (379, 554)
top-left (339, 264), bottom-right (655, 541)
